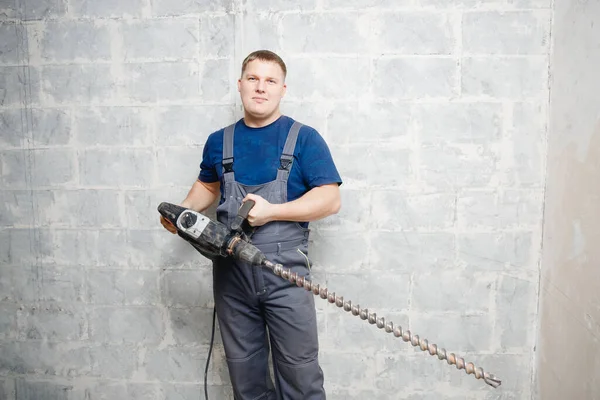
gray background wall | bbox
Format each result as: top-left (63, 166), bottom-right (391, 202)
top-left (535, 0), bottom-right (600, 399)
top-left (0, 0), bottom-right (567, 399)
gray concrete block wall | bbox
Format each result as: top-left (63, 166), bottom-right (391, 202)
top-left (0, 0), bottom-right (551, 399)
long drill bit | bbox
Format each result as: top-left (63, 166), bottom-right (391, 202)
top-left (262, 260), bottom-right (502, 389)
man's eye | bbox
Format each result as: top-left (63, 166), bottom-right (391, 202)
top-left (248, 77), bottom-right (256, 81)
top-left (268, 80), bottom-right (276, 84)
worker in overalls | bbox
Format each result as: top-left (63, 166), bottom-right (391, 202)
top-left (161, 50), bottom-right (342, 399)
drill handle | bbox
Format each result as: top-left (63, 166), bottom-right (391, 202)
top-left (231, 199), bottom-right (255, 232)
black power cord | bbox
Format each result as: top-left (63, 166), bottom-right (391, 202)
top-left (204, 306), bottom-right (217, 400)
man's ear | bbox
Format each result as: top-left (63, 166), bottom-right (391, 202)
top-left (237, 79), bottom-right (242, 93)
top-left (281, 83), bottom-right (287, 97)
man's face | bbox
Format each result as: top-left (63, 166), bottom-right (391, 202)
top-left (238, 60), bottom-right (287, 121)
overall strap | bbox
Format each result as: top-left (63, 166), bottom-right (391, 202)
top-left (276, 121), bottom-right (303, 181)
top-left (221, 123), bottom-right (236, 183)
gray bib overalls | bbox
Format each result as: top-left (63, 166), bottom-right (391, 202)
top-left (212, 121), bottom-right (326, 400)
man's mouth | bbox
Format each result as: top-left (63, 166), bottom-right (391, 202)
top-left (252, 97), bottom-right (267, 103)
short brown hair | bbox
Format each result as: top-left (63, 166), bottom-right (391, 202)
top-left (241, 50), bottom-right (287, 79)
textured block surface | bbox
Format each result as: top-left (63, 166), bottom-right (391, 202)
top-left (0, 1), bottom-right (551, 398)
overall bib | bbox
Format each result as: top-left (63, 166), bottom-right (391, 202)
top-left (212, 121), bottom-right (326, 400)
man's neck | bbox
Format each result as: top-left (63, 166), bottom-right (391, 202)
top-left (243, 111), bottom-right (282, 128)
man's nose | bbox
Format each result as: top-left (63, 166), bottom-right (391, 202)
top-left (255, 80), bottom-right (266, 92)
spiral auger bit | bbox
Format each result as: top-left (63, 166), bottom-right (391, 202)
top-left (263, 260), bottom-right (501, 389)
top-left (158, 201), bottom-right (502, 389)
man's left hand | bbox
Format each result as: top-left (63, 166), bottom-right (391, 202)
top-left (242, 193), bottom-right (277, 227)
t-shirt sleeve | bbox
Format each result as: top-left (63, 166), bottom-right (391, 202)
top-left (298, 126), bottom-right (343, 189)
top-left (198, 131), bottom-right (220, 183)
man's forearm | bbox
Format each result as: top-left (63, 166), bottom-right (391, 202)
top-left (270, 184), bottom-right (341, 223)
top-left (181, 180), bottom-right (220, 212)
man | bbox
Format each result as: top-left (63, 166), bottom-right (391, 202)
top-left (161, 50), bottom-right (342, 399)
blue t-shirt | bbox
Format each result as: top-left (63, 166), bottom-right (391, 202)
top-left (199, 115), bottom-right (342, 203)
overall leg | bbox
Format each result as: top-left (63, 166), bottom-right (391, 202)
top-left (213, 259), bottom-right (275, 400)
top-left (261, 251), bottom-right (326, 400)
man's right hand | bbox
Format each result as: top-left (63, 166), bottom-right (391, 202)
top-left (160, 215), bottom-right (177, 234)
